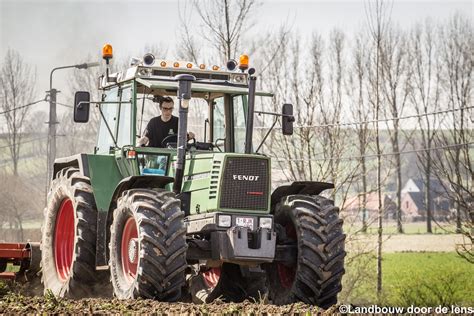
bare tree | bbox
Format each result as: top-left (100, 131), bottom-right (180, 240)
top-left (432, 14), bottom-right (472, 261)
top-left (263, 32), bottom-right (323, 181)
top-left (178, 0), bottom-right (258, 64)
top-left (407, 18), bottom-right (443, 233)
top-left (365, 0), bottom-right (392, 301)
top-left (0, 172), bottom-right (42, 241)
top-left (0, 49), bottom-right (37, 175)
top-left (380, 25), bottom-right (410, 233)
top-left (347, 32), bottom-right (373, 232)
top-left (176, 0), bottom-right (202, 63)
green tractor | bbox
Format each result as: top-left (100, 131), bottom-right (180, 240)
top-left (41, 45), bottom-right (346, 308)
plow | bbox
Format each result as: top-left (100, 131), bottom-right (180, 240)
top-left (0, 44), bottom-right (346, 308)
top-left (0, 243), bottom-right (41, 282)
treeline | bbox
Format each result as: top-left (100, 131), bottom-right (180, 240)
top-left (0, 1), bottom-right (472, 245)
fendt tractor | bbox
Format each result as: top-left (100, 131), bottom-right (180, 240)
top-left (0, 44), bottom-right (346, 308)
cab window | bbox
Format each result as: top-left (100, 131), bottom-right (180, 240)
top-left (96, 87), bottom-right (119, 153)
top-left (117, 86), bottom-right (132, 147)
top-left (233, 95), bottom-right (247, 153)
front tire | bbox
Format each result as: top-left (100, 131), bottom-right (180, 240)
top-left (266, 195), bottom-right (346, 308)
top-left (41, 168), bottom-right (104, 298)
top-left (109, 189), bottom-right (187, 300)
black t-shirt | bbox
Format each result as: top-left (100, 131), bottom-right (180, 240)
top-left (144, 115), bottom-right (179, 147)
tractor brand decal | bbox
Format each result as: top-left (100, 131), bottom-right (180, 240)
top-left (184, 172), bottom-right (211, 181)
top-left (232, 175), bottom-right (260, 181)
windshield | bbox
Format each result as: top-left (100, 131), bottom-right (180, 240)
top-left (136, 92), bottom-right (248, 153)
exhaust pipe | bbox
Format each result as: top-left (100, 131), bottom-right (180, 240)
top-left (173, 74), bottom-right (196, 194)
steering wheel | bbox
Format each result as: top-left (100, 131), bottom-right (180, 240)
top-left (161, 134), bottom-right (178, 148)
top-left (161, 134), bottom-right (196, 148)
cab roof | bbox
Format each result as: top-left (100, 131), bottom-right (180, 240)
top-left (100, 65), bottom-right (273, 97)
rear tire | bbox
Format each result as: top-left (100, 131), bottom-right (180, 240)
top-left (109, 189), bottom-right (187, 300)
top-left (41, 167), bottom-right (107, 298)
top-left (265, 195), bottom-right (346, 309)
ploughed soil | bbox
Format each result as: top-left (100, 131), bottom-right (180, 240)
top-left (0, 283), bottom-right (329, 315)
top-left (0, 296), bottom-right (328, 315)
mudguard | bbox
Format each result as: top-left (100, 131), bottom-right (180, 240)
top-left (52, 154), bottom-right (90, 179)
top-left (270, 181), bottom-right (334, 208)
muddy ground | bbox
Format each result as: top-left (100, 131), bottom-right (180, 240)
top-left (0, 283), bottom-right (329, 315)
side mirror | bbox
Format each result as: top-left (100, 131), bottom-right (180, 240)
top-left (282, 103), bottom-right (294, 135)
top-left (74, 91), bottom-right (90, 123)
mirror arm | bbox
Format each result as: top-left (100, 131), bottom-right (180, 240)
top-left (255, 116), bottom-right (279, 154)
top-left (254, 110), bottom-right (294, 121)
top-left (78, 100), bottom-right (131, 107)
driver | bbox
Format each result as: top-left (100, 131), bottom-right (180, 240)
top-left (138, 96), bottom-right (195, 147)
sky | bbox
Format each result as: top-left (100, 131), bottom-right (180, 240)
top-left (0, 0), bottom-right (471, 117)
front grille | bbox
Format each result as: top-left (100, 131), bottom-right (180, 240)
top-left (219, 157), bottom-right (269, 211)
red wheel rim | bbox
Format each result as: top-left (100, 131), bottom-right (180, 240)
top-left (277, 222), bottom-right (297, 289)
top-left (203, 267), bottom-right (221, 288)
top-left (54, 198), bottom-right (75, 282)
top-left (121, 217), bottom-right (138, 282)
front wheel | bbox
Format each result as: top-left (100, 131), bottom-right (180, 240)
top-left (109, 189), bottom-right (187, 300)
top-left (265, 195), bottom-right (346, 309)
top-left (41, 168), bottom-right (106, 298)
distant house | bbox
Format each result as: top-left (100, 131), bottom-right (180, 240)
top-left (401, 178), bottom-right (451, 221)
top-left (342, 192), bottom-right (397, 221)
top-left (402, 178), bottom-right (447, 195)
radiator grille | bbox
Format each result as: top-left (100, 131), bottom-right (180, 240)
top-left (209, 160), bottom-right (222, 200)
top-left (219, 157), bottom-right (269, 210)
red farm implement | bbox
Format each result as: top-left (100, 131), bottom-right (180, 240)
top-left (0, 242), bottom-right (41, 281)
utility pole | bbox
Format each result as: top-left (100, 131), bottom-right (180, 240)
top-left (45, 62), bottom-right (99, 191)
top-left (47, 88), bottom-right (58, 184)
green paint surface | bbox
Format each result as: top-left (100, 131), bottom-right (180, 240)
top-left (87, 154), bottom-right (123, 213)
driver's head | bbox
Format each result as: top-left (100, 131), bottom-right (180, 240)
top-left (159, 96), bottom-right (174, 121)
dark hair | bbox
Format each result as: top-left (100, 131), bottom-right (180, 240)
top-left (159, 96), bottom-right (174, 108)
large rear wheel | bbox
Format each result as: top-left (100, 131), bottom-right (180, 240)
top-left (265, 195), bottom-right (346, 309)
top-left (109, 189), bottom-right (187, 300)
top-left (41, 168), bottom-right (106, 298)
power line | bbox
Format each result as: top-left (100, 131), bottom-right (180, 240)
top-left (51, 101), bottom-right (74, 109)
top-left (0, 136), bottom-right (49, 150)
top-left (0, 98), bottom-right (46, 115)
top-left (271, 141), bottom-right (474, 162)
top-left (254, 106), bottom-right (473, 130)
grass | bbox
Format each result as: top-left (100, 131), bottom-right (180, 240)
top-left (343, 252), bottom-right (474, 307)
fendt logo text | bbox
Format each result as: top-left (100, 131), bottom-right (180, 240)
top-left (232, 175), bottom-right (260, 181)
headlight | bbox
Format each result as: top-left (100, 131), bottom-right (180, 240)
top-left (218, 215), bottom-right (232, 227)
top-left (259, 217), bottom-right (272, 229)
top-left (230, 73), bottom-right (248, 84)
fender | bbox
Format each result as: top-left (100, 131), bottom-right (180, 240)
top-left (95, 175), bottom-right (174, 267)
top-left (271, 181), bottom-right (334, 209)
top-left (52, 154), bottom-right (90, 180)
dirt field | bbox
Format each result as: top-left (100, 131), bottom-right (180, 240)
top-left (0, 293), bottom-right (329, 315)
top-left (1, 233), bottom-right (466, 313)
